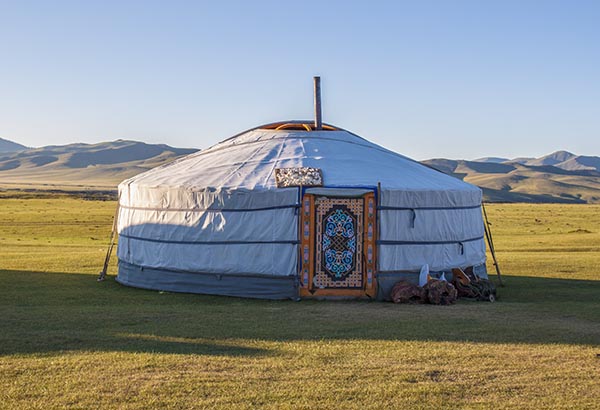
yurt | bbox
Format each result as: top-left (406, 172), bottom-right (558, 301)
top-left (115, 79), bottom-right (488, 300)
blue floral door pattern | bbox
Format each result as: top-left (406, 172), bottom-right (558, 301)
top-left (314, 197), bottom-right (364, 289)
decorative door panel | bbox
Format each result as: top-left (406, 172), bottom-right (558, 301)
top-left (314, 197), bottom-right (364, 289)
top-left (299, 192), bottom-right (377, 298)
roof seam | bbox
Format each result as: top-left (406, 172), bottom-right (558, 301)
top-left (218, 140), bottom-right (267, 187)
top-left (263, 135), bottom-right (289, 187)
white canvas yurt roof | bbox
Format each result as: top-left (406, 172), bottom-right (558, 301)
top-left (123, 123), bottom-right (478, 201)
top-left (116, 120), bottom-right (487, 300)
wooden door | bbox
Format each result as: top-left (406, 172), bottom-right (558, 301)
top-left (299, 192), bottom-right (376, 298)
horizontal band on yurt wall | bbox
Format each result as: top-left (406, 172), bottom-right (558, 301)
top-left (118, 183), bottom-right (299, 210)
top-left (117, 236), bottom-right (298, 276)
top-left (117, 261), bottom-right (298, 300)
top-left (118, 205), bottom-right (298, 244)
top-left (119, 234), bottom-right (300, 245)
top-left (378, 204), bottom-right (481, 211)
top-left (119, 203), bottom-right (300, 212)
top-left (377, 236), bottom-right (484, 245)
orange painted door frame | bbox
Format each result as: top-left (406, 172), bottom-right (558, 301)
top-left (298, 191), bottom-right (377, 298)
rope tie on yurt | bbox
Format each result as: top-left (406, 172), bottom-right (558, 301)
top-left (98, 193), bottom-right (121, 282)
top-left (410, 209), bottom-right (416, 228)
top-left (458, 242), bottom-right (464, 255)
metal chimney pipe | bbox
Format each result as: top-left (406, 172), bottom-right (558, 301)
top-left (313, 76), bottom-right (322, 130)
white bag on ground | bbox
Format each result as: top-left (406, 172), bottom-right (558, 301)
top-left (419, 264), bottom-right (429, 287)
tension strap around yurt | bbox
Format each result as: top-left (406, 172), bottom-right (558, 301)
top-left (98, 196), bottom-right (120, 282)
top-left (481, 202), bottom-right (504, 286)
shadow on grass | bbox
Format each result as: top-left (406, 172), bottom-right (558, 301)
top-left (1, 270), bottom-right (599, 357)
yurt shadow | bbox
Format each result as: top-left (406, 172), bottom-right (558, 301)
top-left (0, 269), bottom-right (269, 357)
top-left (2, 270), bottom-right (599, 356)
top-left (0, 332), bottom-right (267, 358)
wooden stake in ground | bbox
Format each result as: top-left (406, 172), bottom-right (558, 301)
top-left (482, 201), bottom-right (504, 286)
top-left (98, 196), bottom-right (120, 282)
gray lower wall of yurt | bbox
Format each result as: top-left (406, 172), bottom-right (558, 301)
top-left (117, 261), bottom-right (299, 300)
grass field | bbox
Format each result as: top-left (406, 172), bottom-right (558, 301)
top-left (1, 198), bottom-right (599, 409)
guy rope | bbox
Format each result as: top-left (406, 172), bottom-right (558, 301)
top-left (481, 201), bottom-right (504, 286)
top-left (98, 193), bottom-right (120, 282)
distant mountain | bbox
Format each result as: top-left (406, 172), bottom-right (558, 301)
top-left (556, 155), bottom-right (600, 172)
top-left (0, 137), bottom-right (28, 153)
top-left (423, 150), bottom-right (600, 204)
top-left (511, 157), bottom-right (535, 164)
top-left (0, 140), bottom-right (198, 189)
top-left (475, 150), bottom-right (600, 173)
top-left (473, 156), bottom-right (510, 163)
top-left (519, 150), bottom-right (577, 167)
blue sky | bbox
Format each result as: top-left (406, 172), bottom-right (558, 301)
top-left (1, 1), bottom-right (599, 159)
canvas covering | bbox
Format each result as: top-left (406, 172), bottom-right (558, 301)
top-left (116, 126), bottom-right (486, 298)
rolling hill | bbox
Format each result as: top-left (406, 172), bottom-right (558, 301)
top-left (518, 150), bottom-right (577, 166)
top-left (473, 156), bottom-right (510, 163)
top-left (0, 137), bottom-right (28, 153)
top-left (1, 138), bottom-right (598, 203)
top-left (0, 140), bottom-right (197, 190)
top-left (423, 151), bottom-right (600, 203)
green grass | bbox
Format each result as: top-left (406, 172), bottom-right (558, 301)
top-left (1, 199), bottom-right (599, 409)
